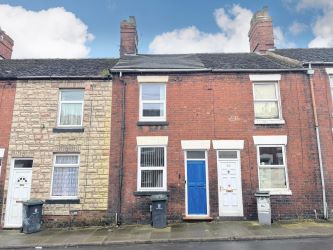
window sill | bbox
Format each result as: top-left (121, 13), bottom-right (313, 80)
top-left (53, 127), bottom-right (84, 133)
top-left (134, 191), bottom-right (169, 196)
top-left (260, 190), bottom-right (292, 196)
top-left (137, 121), bottom-right (169, 126)
top-left (254, 119), bottom-right (285, 125)
top-left (45, 199), bottom-right (80, 204)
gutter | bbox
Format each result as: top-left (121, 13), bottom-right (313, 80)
top-left (110, 68), bottom-right (211, 73)
top-left (111, 68), bottom-right (307, 73)
top-left (211, 68), bottom-right (306, 72)
top-left (307, 64), bottom-right (328, 219)
top-left (0, 76), bottom-right (112, 80)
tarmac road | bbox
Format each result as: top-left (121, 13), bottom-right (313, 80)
top-left (21, 237), bottom-right (333, 250)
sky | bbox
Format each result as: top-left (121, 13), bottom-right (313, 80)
top-left (0, 0), bottom-right (332, 59)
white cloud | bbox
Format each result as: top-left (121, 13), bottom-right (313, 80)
top-left (0, 4), bottom-right (94, 58)
top-left (288, 21), bottom-right (307, 36)
top-left (149, 5), bottom-right (252, 54)
top-left (296, 0), bottom-right (333, 47)
top-left (274, 27), bottom-right (296, 48)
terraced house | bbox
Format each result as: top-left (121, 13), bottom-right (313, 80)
top-left (0, 58), bottom-right (117, 228)
top-left (109, 9), bottom-right (333, 223)
top-left (0, 7), bottom-right (333, 228)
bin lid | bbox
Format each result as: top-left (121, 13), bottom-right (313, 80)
top-left (255, 191), bottom-right (270, 197)
top-left (23, 199), bottom-right (44, 206)
top-left (151, 194), bottom-right (168, 201)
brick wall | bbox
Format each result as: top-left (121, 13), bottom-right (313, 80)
top-left (0, 81), bottom-right (16, 225)
top-left (0, 29), bottom-right (14, 59)
top-left (2, 80), bottom-right (112, 226)
top-left (109, 72), bottom-right (324, 223)
top-left (312, 67), bottom-right (333, 217)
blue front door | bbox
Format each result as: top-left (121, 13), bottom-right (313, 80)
top-left (187, 160), bottom-right (207, 215)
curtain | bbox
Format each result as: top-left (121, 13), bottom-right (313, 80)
top-left (52, 167), bottom-right (79, 197)
top-left (259, 168), bottom-right (286, 189)
top-left (254, 84), bottom-right (276, 99)
top-left (254, 102), bottom-right (279, 119)
top-left (60, 103), bottom-right (82, 126)
top-left (55, 155), bottom-right (78, 164)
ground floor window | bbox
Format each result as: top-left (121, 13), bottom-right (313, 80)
top-left (138, 146), bottom-right (166, 191)
top-left (51, 154), bottom-right (79, 198)
top-left (257, 145), bottom-right (289, 190)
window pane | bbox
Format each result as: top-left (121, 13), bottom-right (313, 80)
top-left (330, 77), bottom-right (333, 101)
top-left (52, 167), bottom-right (78, 197)
top-left (60, 103), bottom-right (82, 125)
top-left (259, 168), bottom-right (287, 189)
top-left (140, 147), bottom-right (164, 167)
top-left (61, 90), bottom-right (84, 101)
top-left (141, 170), bottom-right (163, 188)
top-left (254, 101), bottom-right (279, 119)
top-left (141, 84), bottom-right (165, 101)
top-left (14, 159), bottom-right (33, 168)
top-left (55, 155), bottom-right (79, 165)
top-left (187, 151), bottom-right (205, 159)
top-left (259, 147), bottom-right (284, 165)
top-left (254, 84), bottom-right (277, 100)
top-left (219, 151), bottom-right (237, 159)
top-left (142, 103), bottom-right (164, 117)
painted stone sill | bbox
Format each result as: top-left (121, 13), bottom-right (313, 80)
top-left (53, 127), bottom-right (85, 133)
top-left (261, 190), bottom-right (292, 196)
top-left (137, 121), bottom-right (169, 126)
top-left (254, 119), bottom-right (285, 125)
top-left (45, 199), bottom-right (80, 204)
top-left (134, 191), bottom-right (169, 196)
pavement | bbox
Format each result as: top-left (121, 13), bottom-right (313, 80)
top-left (0, 220), bottom-right (333, 249)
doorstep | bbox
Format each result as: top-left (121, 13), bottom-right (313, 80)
top-left (182, 216), bottom-right (213, 221)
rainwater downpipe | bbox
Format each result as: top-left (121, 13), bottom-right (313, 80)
top-left (308, 64), bottom-right (328, 219)
top-left (117, 71), bottom-right (126, 225)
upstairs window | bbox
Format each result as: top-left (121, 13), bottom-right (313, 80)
top-left (58, 89), bottom-right (84, 127)
top-left (253, 82), bottom-right (282, 120)
top-left (138, 146), bottom-right (166, 191)
top-left (139, 83), bottom-right (166, 121)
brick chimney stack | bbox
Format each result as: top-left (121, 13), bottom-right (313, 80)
top-left (248, 7), bottom-right (274, 53)
top-left (0, 28), bottom-right (14, 59)
top-left (120, 16), bottom-right (138, 57)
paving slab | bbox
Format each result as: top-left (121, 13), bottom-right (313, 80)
top-left (0, 220), bottom-right (333, 249)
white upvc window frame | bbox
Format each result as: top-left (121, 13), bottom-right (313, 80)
top-left (137, 145), bottom-right (167, 192)
top-left (256, 144), bottom-right (291, 195)
top-left (57, 89), bottom-right (84, 127)
top-left (50, 154), bottom-right (80, 199)
top-left (252, 81), bottom-right (284, 124)
top-left (139, 83), bottom-right (166, 122)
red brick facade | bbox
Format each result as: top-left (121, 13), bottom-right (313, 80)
top-left (109, 72), bottom-right (325, 223)
top-left (0, 81), bottom-right (16, 225)
top-left (312, 67), bottom-right (333, 217)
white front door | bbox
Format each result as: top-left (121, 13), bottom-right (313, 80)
top-left (217, 150), bottom-right (243, 217)
top-left (4, 159), bottom-right (33, 228)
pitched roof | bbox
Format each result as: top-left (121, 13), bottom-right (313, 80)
top-left (0, 59), bottom-right (118, 79)
top-left (197, 53), bottom-right (299, 70)
top-left (113, 53), bottom-right (301, 72)
top-left (114, 54), bottom-right (205, 70)
top-left (273, 48), bottom-right (333, 63)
